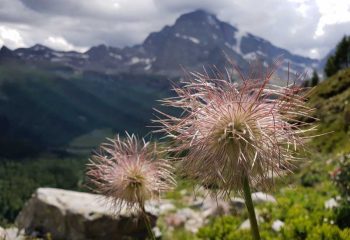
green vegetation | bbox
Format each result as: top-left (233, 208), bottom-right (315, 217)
top-left (157, 66), bottom-right (350, 238)
top-left (0, 155), bottom-right (87, 225)
top-left (190, 66), bottom-right (350, 239)
top-left (303, 70), bottom-right (319, 88)
top-left (0, 62), bottom-right (176, 228)
top-left (311, 70), bottom-right (319, 87)
top-left (308, 68), bottom-right (350, 153)
top-left (196, 154), bottom-right (350, 240)
top-left (0, 63), bottom-right (172, 158)
top-left (332, 155), bottom-right (350, 229)
top-left (1, 40), bottom-right (350, 239)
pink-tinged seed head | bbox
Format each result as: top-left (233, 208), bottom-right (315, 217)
top-left (154, 62), bottom-right (315, 196)
top-left (86, 133), bottom-right (176, 211)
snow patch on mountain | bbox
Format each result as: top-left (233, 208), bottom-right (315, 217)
top-left (207, 15), bottom-right (219, 29)
top-left (243, 52), bottom-right (258, 60)
top-left (129, 57), bottom-right (154, 66)
top-left (233, 29), bottom-right (248, 55)
top-left (33, 45), bottom-right (46, 51)
top-left (109, 53), bottom-right (122, 60)
top-left (175, 33), bottom-right (200, 44)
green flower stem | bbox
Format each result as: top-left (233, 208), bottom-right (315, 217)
top-left (141, 206), bottom-right (156, 240)
top-left (242, 175), bottom-right (261, 240)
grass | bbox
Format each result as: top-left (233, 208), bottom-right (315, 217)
top-left (156, 151), bottom-right (347, 239)
top-left (308, 68), bottom-right (350, 154)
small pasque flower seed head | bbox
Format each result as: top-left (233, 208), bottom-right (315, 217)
top-left (86, 133), bottom-right (175, 211)
top-left (155, 63), bottom-right (314, 196)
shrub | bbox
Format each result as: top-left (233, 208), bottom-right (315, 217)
top-left (197, 184), bottom-right (345, 240)
top-left (331, 154), bottom-right (350, 228)
top-left (301, 170), bottom-right (322, 187)
top-left (306, 224), bottom-right (350, 240)
top-left (332, 155), bottom-right (350, 197)
top-left (281, 216), bottom-right (312, 239)
top-left (197, 216), bottom-right (264, 240)
top-left (335, 203), bottom-right (350, 229)
top-left (325, 35), bottom-right (350, 77)
top-left (197, 216), bottom-right (242, 240)
top-left (0, 157), bottom-right (86, 225)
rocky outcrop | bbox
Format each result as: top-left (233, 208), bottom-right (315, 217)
top-left (4, 10), bottom-right (318, 77)
top-left (0, 227), bottom-right (25, 240)
top-left (16, 188), bottom-right (157, 240)
top-left (272, 220), bottom-right (285, 232)
top-left (0, 226), bottom-right (5, 239)
top-left (251, 192), bottom-right (277, 204)
top-left (12, 187), bottom-right (283, 238)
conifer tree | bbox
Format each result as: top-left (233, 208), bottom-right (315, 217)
top-left (311, 70), bottom-right (319, 87)
top-left (325, 36), bottom-right (350, 77)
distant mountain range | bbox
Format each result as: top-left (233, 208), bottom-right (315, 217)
top-left (1, 10), bottom-right (321, 79)
top-left (0, 10), bottom-right (327, 158)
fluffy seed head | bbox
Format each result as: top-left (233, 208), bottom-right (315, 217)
top-left (155, 62), bottom-right (315, 195)
top-left (86, 133), bottom-right (175, 211)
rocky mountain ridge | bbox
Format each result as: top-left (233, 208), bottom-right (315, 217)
top-left (0, 10), bottom-right (319, 77)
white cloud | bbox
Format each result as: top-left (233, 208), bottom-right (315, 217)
top-left (0, 0), bottom-right (348, 59)
top-left (0, 26), bottom-right (26, 49)
top-left (43, 36), bottom-right (88, 52)
top-left (315, 0), bottom-right (350, 36)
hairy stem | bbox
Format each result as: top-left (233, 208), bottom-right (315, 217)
top-left (242, 175), bottom-right (261, 240)
top-left (141, 206), bottom-right (156, 240)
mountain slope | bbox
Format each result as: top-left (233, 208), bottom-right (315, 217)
top-left (0, 63), bottom-right (171, 157)
top-left (143, 10), bottom-right (318, 76)
top-left (309, 68), bottom-right (350, 153)
top-left (0, 10), bottom-right (322, 157)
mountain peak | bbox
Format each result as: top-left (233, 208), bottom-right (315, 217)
top-left (29, 44), bottom-right (52, 52)
top-left (0, 10), bottom-right (319, 78)
top-left (176, 9), bottom-right (218, 25)
top-left (182, 9), bottom-right (215, 17)
top-left (91, 44), bottom-right (108, 50)
top-left (0, 45), bottom-right (11, 52)
top-left (0, 45), bottom-right (16, 59)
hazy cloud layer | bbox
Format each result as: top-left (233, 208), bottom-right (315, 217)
top-left (0, 0), bottom-right (349, 59)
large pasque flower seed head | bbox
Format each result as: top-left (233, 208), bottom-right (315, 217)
top-left (86, 133), bottom-right (175, 210)
top-left (155, 63), bottom-right (315, 195)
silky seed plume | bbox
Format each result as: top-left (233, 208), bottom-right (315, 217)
top-left (154, 62), bottom-right (315, 196)
top-left (86, 133), bottom-right (176, 211)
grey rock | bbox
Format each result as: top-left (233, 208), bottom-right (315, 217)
top-left (184, 217), bottom-right (204, 233)
top-left (230, 197), bottom-right (246, 212)
top-left (251, 192), bottom-right (277, 204)
top-left (158, 202), bottom-right (176, 214)
top-left (165, 213), bottom-right (187, 228)
top-left (201, 197), bottom-right (231, 218)
top-left (0, 226), bottom-right (5, 239)
top-left (272, 220), bottom-right (284, 232)
top-left (239, 214), bottom-right (263, 230)
top-left (239, 219), bottom-right (252, 230)
top-left (0, 227), bottom-right (25, 240)
top-left (16, 188), bottom-right (157, 240)
top-left (177, 208), bottom-right (197, 219)
top-left (165, 208), bottom-right (194, 228)
top-left (178, 208), bottom-right (203, 233)
top-left (190, 197), bottom-right (205, 209)
top-left (165, 208), bottom-right (204, 233)
top-left (152, 226), bottom-right (162, 239)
